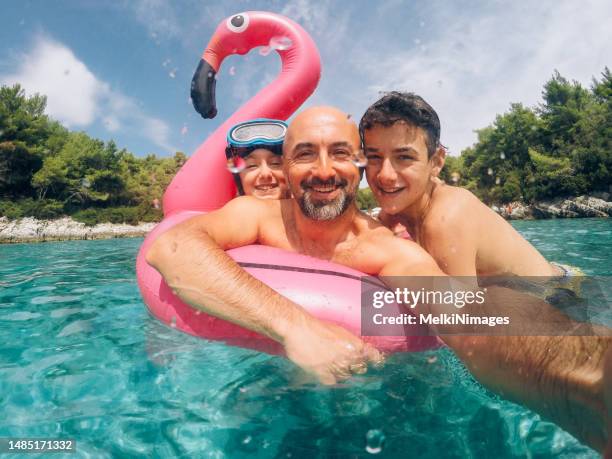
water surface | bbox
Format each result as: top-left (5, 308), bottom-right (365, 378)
top-left (0, 218), bottom-right (609, 457)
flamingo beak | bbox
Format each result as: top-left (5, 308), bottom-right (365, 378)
top-left (191, 59), bottom-right (218, 119)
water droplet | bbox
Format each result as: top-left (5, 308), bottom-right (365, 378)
top-left (207, 71), bottom-right (213, 78)
top-left (162, 59), bottom-right (171, 68)
top-left (495, 177), bottom-right (501, 185)
top-left (169, 68), bottom-right (177, 79)
top-left (487, 168), bottom-right (493, 175)
top-left (499, 152), bottom-right (505, 159)
top-left (227, 157), bottom-right (246, 173)
top-left (170, 316), bottom-right (177, 328)
top-left (414, 38), bottom-right (421, 45)
top-left (427, 355), bottom-right (438, 364)
top-left (419, 20), bottom-right (425, 27)
top-left (269, 36), bottom-right (293, 50)
top-left (242, 435), bottom-right (252, 445)
top-left (180, 126), bottom-right (188, 136)
top-left (365, 429), bottom-right (385, 454)
top-left (352, 153), bottom-right (368, 168)
top-left (229, 66), bottom-right (236, 76)
top-left (258, 46), bottom-right (272, 56)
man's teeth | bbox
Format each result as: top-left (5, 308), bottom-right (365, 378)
top-left (312, 185), bottom-right (337, 192)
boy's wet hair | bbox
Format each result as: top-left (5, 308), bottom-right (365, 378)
top-left (359, 92), bottom-right (441, 158)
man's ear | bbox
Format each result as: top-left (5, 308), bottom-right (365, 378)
top-left (430, 146), bottom-right (446, 177)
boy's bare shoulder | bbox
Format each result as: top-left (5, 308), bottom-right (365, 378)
top-left (425, 185), bottom-right (487, 233)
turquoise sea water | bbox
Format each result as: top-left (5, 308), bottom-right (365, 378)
top-left (0, 218), bottom-right (610, 458)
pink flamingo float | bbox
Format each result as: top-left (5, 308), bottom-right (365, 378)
top-left (136, 11), bottom-right (438, 353)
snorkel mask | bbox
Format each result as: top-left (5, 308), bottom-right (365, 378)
top-left (226, 119), bottom-right (287, 195)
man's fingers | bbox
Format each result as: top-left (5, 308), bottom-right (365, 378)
top-left (363, 344), bottom-right (385, 366)
top-left (319, 372), bottom-right (337, 386)
top-left (349, 362), bottom-right (368, 375)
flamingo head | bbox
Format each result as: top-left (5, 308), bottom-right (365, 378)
top-left (191, 11), bottom-right (299, 119)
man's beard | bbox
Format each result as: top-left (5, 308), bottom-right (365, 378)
top-left (297, 177), bottom-right (356, 221)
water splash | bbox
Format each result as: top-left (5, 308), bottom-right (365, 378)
top-left (365, 429), bottom-right (385, 454)
top-left (242, 435), bottom-right (252, 445)
top-left (169, 68), bottom-right (177, 79)
top-left (269, 36), bottom-right (293, 51)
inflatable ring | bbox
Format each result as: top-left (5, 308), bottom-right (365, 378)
top-left (136, 11), bottom-right (440, 353)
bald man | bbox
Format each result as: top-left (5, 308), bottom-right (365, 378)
top-left (147, 107), bottom-right (610, 453)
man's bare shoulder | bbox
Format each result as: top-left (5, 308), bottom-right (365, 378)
top-left (180, 196), bottom-right (274, 232)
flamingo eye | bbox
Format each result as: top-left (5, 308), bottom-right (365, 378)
top-left (226, 13), bottom-right (250, 33)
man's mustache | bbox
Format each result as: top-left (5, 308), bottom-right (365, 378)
top-left (301, 177), bottom-right (348, 190)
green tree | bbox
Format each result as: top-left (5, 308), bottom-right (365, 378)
top-left (0, 84), bottom-right (54, 197)
top-left (356, 187), bottom-right (377, 211)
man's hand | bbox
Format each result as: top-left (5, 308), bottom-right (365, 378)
top-left (282, 314), bottom-right (384, 385)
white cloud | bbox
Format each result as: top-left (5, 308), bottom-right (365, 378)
top-left (1, 39), bottom-right (101, 127)
top-left (1, 36), bottom-right (177, 153)
top-left (355, 0), bottom-right (612, 154)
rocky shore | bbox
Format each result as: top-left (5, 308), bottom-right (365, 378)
top-left (0, 217), bottom-right (156, 244)
top-left (0, 194), bottom-right (609, 243)
top-left (492, 194), bottom-right (612, 220)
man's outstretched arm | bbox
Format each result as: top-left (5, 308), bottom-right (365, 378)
top-left (146, 197), bottom-right (381, 384)
top-left (377, 238), bottom-right (610, 454)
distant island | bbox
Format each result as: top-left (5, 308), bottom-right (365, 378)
top-left (1, 68), bottom-right (610, 243)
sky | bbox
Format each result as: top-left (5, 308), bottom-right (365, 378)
top-left (1, 0), bottom-right (610, 158)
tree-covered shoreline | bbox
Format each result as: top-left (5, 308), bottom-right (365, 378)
top-left (0, 84), bottom-right (184, 225)
top-left (1, 68), bottom-right (610, 224)
top-left (439, 68), bottom-right (611, 204)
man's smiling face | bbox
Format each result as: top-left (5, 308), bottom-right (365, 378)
top-left (283, 107), bottom-right (361, 221)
